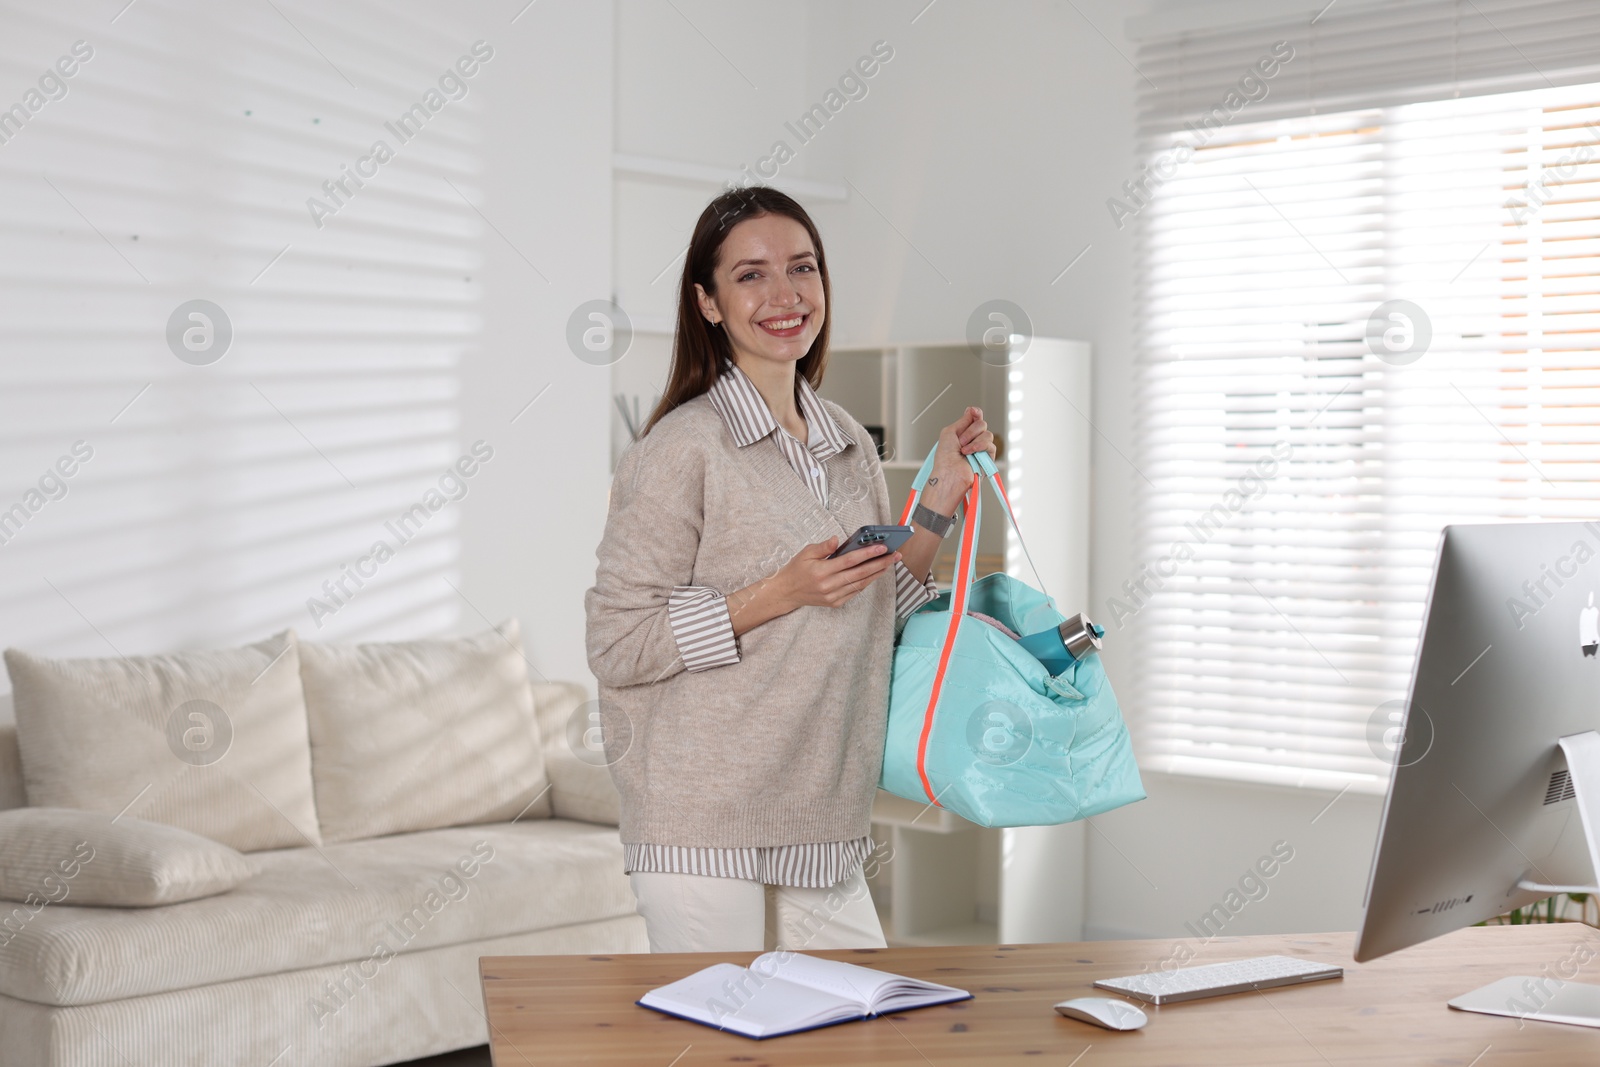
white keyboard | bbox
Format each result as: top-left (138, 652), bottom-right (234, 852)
top-left (1093, 954), bottom-right (1343, 1005)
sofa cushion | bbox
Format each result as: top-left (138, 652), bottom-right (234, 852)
top-left (0, 818), bottom-right (636, 1007)
top-left (530, 681), bottom-right (622, 826)
top-left (0, 700), bottom-right (24, 812)
top-left (0, 808), bottom-right (252, 908)
top-left (4, 631), bottom-right (320, 852)
top-left (298, 618), bottom-right (552, 843)
top-left (0, 918), bottom-right (650, 1067)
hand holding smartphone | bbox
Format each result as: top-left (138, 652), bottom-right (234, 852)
top-left (777, 525), bottom-right (913, 613)
top-left (824, 524), bottom-right (915, 559)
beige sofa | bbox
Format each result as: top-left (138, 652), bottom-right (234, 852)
top-left (0, 667), bottom-right (647, 1067)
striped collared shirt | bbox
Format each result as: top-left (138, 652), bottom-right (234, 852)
top-left (624, 356), bottom-right (941, 888)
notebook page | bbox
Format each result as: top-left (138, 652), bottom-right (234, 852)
top-left (638, 961), bottom-right (861, 1038)
top-left (748, 952), bottom-right (885, 1005)
top-left (872, 978), bottom-right (972, 1014)
top-left (748, 952), bottom-right (967, 1014)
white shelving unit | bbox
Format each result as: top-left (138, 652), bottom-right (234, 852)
top-left (818, 337), bottom-right (1095, 946)
top-left (610, 334), bottom-right (1095, 944)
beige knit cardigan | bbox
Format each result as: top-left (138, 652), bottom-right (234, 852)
top-left (584, 388), bottom-right (916, 849)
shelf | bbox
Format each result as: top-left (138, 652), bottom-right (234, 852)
top-left (870, 789), bottom-right (971, 834)
top-left (874, 901), bottom-right (999, 948)
top-left (930, 554), bottom-right (1005, 587)
top-left (894, 923), bottom-right (1002, 948)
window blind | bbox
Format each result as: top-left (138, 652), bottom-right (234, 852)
top-left (0, 2), bottom-right (486, 657)
top-left (1137, 0), bottom-right (1600, 129)
top-left (1129, 10), bottom-right (1600, 790)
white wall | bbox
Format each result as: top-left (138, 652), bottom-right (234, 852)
top-left (0, 0), bottom-right (611, 701)
top-left (797, 0), bottom-right (1123, 350)
top-left (612, 0), bottom-right (816, 332)
top-left (1085, 775), bottom-right (1382, 941)
top-left (459, 1), bottom-right (613, 688)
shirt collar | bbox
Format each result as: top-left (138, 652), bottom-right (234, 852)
top-left (706, 356), bottom-right (853, 455)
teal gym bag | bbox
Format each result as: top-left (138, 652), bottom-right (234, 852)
top-left (880, 444), bottom-right (1145, 828)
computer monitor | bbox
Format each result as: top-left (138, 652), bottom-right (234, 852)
top-left (1356, 522), bottom-right (1600, 972)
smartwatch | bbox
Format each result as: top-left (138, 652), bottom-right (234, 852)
top-left (912, 501), bottom-right (958, 539)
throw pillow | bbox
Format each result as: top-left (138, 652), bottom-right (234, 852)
top-left (0, 807), bottom-right (253, 907)
top-left (530, 680), bottom-right (622, 826)
top-left (4, 630), bottom-right (321, 852)
top-left (297, 617), bottom-right (551, 843)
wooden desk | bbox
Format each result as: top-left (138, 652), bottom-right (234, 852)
top-left (479, 924), bottom-right (1600, 1065)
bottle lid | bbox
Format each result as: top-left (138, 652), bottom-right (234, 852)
top-left (1058, 613), bottom-right (1104, 659)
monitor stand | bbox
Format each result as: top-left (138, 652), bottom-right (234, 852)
top-left (1450, 730), bottom-right (1600, 1027)
top-left (1516, 731), bottom-right (1600, 897)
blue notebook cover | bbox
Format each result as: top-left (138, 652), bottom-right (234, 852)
top-left (636, 988), bottom-right (974, 1040)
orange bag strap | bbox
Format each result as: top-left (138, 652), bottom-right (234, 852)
top-left (895, 470), bottom-right (982, 807)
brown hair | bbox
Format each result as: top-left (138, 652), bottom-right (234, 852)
top-left (637, 186), bottom-right (832, 438)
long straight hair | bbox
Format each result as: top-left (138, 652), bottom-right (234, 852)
top-left (638, 186), bottom-right (832, 438)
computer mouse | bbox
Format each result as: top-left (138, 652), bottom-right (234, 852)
top-left (1053, 996), bottom-right (1149, 1030)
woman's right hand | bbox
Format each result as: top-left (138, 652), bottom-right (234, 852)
top-left (778, 536), bottom-right (901, 611)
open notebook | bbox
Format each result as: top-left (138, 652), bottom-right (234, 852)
top-left (636, 951), bottom-right (973, 1039)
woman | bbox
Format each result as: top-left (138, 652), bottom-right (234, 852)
top-left (584, 186), bottom-right (995, 953)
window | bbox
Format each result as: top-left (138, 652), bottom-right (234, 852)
top-left (1129, 21), bottom-right (1600, 790)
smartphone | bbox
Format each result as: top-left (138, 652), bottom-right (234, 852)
top-left (826, 524), bottom-right (915, 560)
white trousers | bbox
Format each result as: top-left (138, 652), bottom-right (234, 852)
top-left (628, 864), bottom-right (889, 953)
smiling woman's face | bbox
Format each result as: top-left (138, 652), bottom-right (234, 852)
top-left (695, 213), bottom-right (825, 370)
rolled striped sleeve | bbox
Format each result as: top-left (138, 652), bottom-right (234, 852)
top-left (893, 559), bottom-right (940, 622)
top-left (666, 584), bottom-right (741, 672)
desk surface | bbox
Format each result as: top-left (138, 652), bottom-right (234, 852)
top-left (479, 923), bottom-right (1600, 1065)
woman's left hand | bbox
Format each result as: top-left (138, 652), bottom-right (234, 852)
top-left (925, 407), bottom-right (996, 515)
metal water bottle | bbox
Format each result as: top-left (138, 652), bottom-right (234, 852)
top-left (1017, 612), bottom-right (1103, 675)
